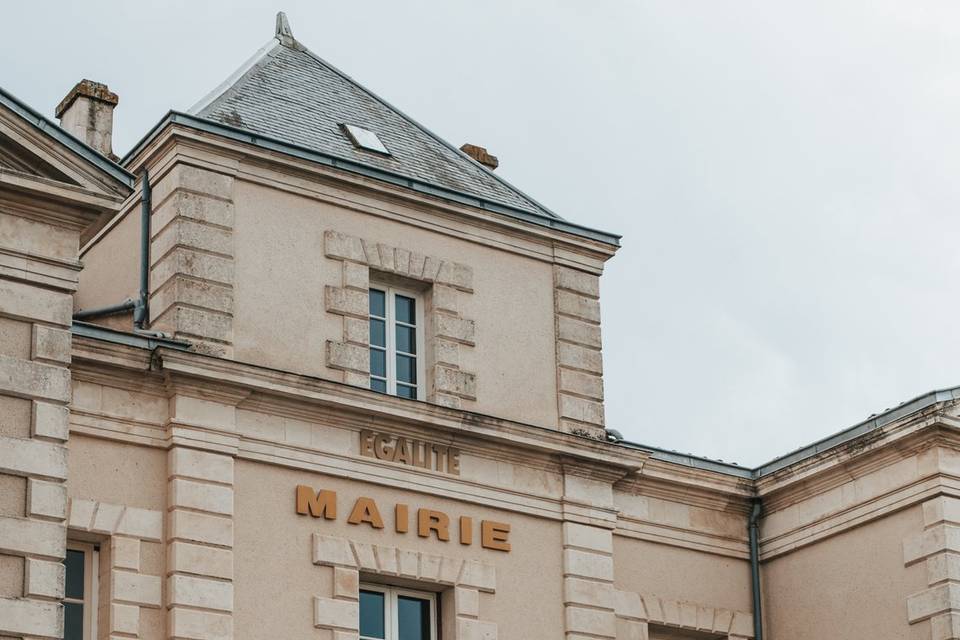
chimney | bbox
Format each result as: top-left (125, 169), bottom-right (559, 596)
top-left (55, 80), bottom-right (119, 159)
top-left (460, 143), bottom-right (499, 171)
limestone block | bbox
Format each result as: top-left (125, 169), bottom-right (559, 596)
top-left (150, 275), bottom-right (234, 316)
top-left (409, 252), bottom-right (426, 278)
top-left (169, 608), bottom-right (233, 640)
top-left (439, 557), bottom-right (463, 585)
top-left (342, 261), bottom-right (369, 291)
top-left (170, 478), bottom-right (234, 516)
top-left (31, 325), bottom-right (71, 365)
top-left (169, 395), bottom-right (237, 431)
top-left (325, 286), bottom-right (368, 319)
top-left (155, 306), bottom-right (233, 343)
top-left (435, 261), bottom-right (473, 292)
top-left (434, 393), bottom-right (461, 409)
top-left (0, 596), bottom-right (62, 637)
top-left (615, 619), bottom-right (649, 640)
top-left (559, 395), bottom-right (605, 426)
top-left (27, 478), bottom-right (66, 520)
top-left (326, 341), bottom-right (370, 374)
top-left (334, 567), bottom-right (359, 600)
top-left (91, 501), bottom-right (124, 534)
top-left (32, 401), bottom-right (69, 441)
top-left (458, 560), bottom-right (496, 593)
top-left (116, 507), bottom-right (163, 541)
top-left (111, 602), bottom-right (140, 635)
top-left (0, 355), bottom-right (71, 403)
top-left (152, 217), bottom-right (233, 259)
top-left (151, 247), bottom-right (234, 289)
top-left (728, 611), bottom-right (754, 637)
top-left (932, 612), bottom-right (960, 640)
top-left (314, 596), bottom-right (359, 631)
top-left (0, 279), bottom-right (72, 327)
top-left (559, 369), bottom-right (604, 400)
top-left (563, 522), bottom-right (614, 553)
top-left (563, 549), bottom-right (613, 582)
top-left (455, 586), bottom-right (480, 617)
top-left (564, 577), bottom-right (614, 609)
top-left (168, 541), bottom-right (233, 580)
top-left (24, 557), bottom-right (64, 599)
top-left (925, 497), bottom-right (960, 527)
top-left (112, 570), bottom-right (162, 608)
top-left (378, 243), bottom-right (396, 272)
top-left (613, 590), bottom-right (645, 620)
top-left (344, 371), bottom-right (370, 388)
top-left (0, 436), bottom-right (67, 480)
top-left (398, 549), bottom-right (419, 578)
top-left (904, 524), bottom-right (960, 565)
top-left (152, 190), bottom-right (235, 230)
top-left (169, 448), bottom-right (235, 484)
top-left (68, 499), bottom-right (96, 530)
top-left (558, 343), bottom-right (603, 375)
top-left (334, 632), bottom-right (360, 640)
top-left (111, 536), bottom-right (140, 571)
top-left (557, 316), bottom-right (602, 349)
top-left (169, 510), bottom-right (233, 547)
top-left (313, 535), bottom-right (357, 568)
top-left (565, 605), bottom-right (616, 638)
top-left (556, 290), bottom-right (601, 324)
top-left (421, 256), bottom-right (441, 281)
top-left (713, 609), bottom-right (734, 633)
top-left (168, 574), bottom-right (233, 612)
top-left (394, 248), bottom-right (411, 275)
top-left (563, 476), bottom-right (614, 509)
top-left (433, 313), bottom-right (475, 346)
top-left (434, 366), bottom-right (476, 400)
top-left (163, 165), bottom-right (234, 200)
top-left (375, 545), bottom-right (400, 575)
top-left (324, 230), bottom-right (367, 263)
top-left (431, 284), bottom-right (458, 314)
top-left (555, 266), bottom-right (600, 298)
top-left (435, 338), bottom-right (460, 369)
top-left (419, 553), bottom-right (442, 582)
top-left (352, 542), bottom-right (378, 572)
top-left (456, 618), bottom-right (497, 640)
top-left (342, 316), bottom-right (369, 346)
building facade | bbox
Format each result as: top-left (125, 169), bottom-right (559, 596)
top-left (2, 12), bottom-right (960, 640)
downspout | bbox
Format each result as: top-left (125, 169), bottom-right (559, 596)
top-left (749, 498), bottom-right (764, 640)
top-left (74, 169), bottom-right (151, 330)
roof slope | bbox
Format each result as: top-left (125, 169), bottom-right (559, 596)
top-left (190, 14), bottom-right (563, 225)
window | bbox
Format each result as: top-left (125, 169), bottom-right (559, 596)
top-left (360, 584), bottom-right (437, 640)
top-left (369, 286), bottom-right (424, 400)
top-left (64, 542), bottom-right (99, 640)
top-left (342, 123), bottom-right (391, 155)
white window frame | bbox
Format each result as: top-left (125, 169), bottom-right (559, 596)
top-left (359, 583), bottom-right (438, 640)
top-left (65, 541), bottom-right (99, 640)
top-left (369, 285), bottom-right (426, 400)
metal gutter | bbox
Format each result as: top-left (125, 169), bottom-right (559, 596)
top-left (0, 86), bottom-right (135, 189)
top-left (120, 111), bottom-right (622, 247)
top-left (71, 321), bottom-right (191, 351)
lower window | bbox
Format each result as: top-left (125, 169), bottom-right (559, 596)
top-left (360, 584), bottom-right (437, 640)
top-left (64, 541), bottom-right (99, 640)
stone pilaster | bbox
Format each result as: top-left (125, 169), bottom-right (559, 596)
top-left (150, 163), bottom-right (236, 356)
top-left (553, 266), bottom-right (605, 438)
top-left (905, 496), bottom-right (960, 638)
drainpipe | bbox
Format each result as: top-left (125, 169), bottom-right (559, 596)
top-left (74, 169), bottom-right (151, 329)
top-left (749, 498), bottom-right (764, 640)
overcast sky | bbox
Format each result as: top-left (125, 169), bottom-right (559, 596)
top-left (4, 1), bottom-right (959, 466)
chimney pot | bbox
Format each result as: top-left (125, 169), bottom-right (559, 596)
top-left (460, 143), bottom-right (499, 171)
top-left (55, 80), bottom-right (119, 159)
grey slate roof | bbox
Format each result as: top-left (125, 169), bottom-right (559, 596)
top-left (190, 19), bottom-right (567, 227)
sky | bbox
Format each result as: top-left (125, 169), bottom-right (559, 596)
top-left (4, 1), bottom-right (960, 467)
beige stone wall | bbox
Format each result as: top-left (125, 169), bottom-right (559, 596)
top-left (76, 199), bottom-right (139, 324)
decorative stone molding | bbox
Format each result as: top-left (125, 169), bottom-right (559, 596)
top-left (613, 589), bottom-right (754, 639)
top-left (905, 496), bottom-right (960, 637)
top-left (323, 230), bottom-right (477, 408)
top-left (553, 266), bottom-right (605, 438)
top-left (150, 163), bottom-right (237, 356)
top-left (67, 498), bottom-right (164, 637)
top-left (312, 534), bottom-right (497, 638)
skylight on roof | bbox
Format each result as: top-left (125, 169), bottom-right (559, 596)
top-left (341, 124), bottom-right (390, 155)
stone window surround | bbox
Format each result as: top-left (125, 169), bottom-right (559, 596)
top-left (613, 589), bottom-right (754, 639)
top-left (67, 497), bottom-right (164, 638)
top-left (312, 533), bottom-right (497, 639)
top-left (323, 230), bottom-right (477, 409)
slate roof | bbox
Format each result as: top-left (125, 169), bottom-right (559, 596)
top-left (189, 14), bottom-right (578, 232)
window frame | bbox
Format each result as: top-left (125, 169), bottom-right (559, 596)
top-left (64, 541), bottom-right (99, 640)
top-left (359, 583), bottom-right (438, 640)
top-left (368, 284), bottom-right (426, 401)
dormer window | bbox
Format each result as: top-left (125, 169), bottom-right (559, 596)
top-left (342, 124), bottom-right (391, 155)
top-left (369, 285), bottom-right (424, 399)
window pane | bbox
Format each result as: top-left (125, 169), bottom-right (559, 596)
top-left (370, 318), bottom-right (386, 347)
top-left (395, 295), bottom-right (415, 325)
top-left (64, 549), bottom-right (84, 599)
top-left (398, 595), bottom-right (431, 640)
top-left (64, 602), bottom-right (84, 640)
top-left (369, 289), bottom-right (386, 318)
top-left (359, 590), bottom-right (386, 639)
top-left (396, 355), bottom-right (417, 384)
top-left (395, 325), bottom-right (416, 355)
top-left (371, 378), bottom-right (387, 394)
top-left (396, 384), bottom-right (417, 399)
top-left (370, 348), bottom-right (386, 378)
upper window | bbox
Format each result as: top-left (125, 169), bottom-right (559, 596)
top-left (64, 542), bottom-right (99, 640)
top-left (342, 124), bottom-right (391, 155)
top-left (360, 584), bottom-right (437, 640)
top-left (369, 286), bottom-right (423, 400)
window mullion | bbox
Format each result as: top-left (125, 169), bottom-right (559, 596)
top-left (386, 288), bottom-right (396, 395)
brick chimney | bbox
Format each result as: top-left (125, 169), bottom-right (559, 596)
top-left (460, 143), bottom-right (498, 170)
top-left (55, 80), bottom-right (119, 159)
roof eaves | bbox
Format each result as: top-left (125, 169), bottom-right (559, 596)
top-left (122, 111), bottom-right (622, 246)
top-left (0, 86), bottom-right (136, 189)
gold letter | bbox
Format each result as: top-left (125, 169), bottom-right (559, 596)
top-left (295, 485), bottom-right (337, 519)
top-left (481, 521), bottom-right (511, 552)
top-left (374, 434), bottom-right (393, 460)
top-left (459, 516), bottom-right (473, 545)
top-left (348, 497), bottom-right (385, 529)
top-left (417, 509), bottom-right (450, 541)
top-left (396, 504), bottom-right (409, 533)
top-left (448, 448), bottom-right (461, 475)
top-left (360, 430), bottom-right (376, 458)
